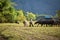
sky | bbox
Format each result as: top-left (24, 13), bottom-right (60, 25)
top-left (12, 0), bottom-right (60, 16)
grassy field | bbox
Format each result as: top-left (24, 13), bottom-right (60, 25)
top-left (0, 23), bottom-right (60, 40)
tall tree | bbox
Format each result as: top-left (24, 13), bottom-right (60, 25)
top-left (26, 12), bottom-right (36, 21)
top-left (0, 0), bottom-right (17, 23)
top-left (56, 10), bottom-right (60, 19)
top-left (16, 10), bottom-right (26, 22)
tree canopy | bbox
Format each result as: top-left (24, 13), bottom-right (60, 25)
top-left (16, 10), bottom-right (26, 22)
top-left (0, 0), bottom-right (17, 23)
top-left (26, 12), bottom-right (36, 21)
top-left (0, 0), bottom-right (37, 23)
top-left (56, 10), bottom-right (60, 19)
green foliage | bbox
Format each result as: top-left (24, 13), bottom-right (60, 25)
top-left (0, 0), bottom-right (17, 23)
top-left (56, 10), bottom-right (60, 19)
top-left (26, 12), bottom-right (36, 21)
top-left (16, 10), bottom-right (26, 22)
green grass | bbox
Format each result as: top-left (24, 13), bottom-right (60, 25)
top-left (0, 23), bottom-right (60, 40)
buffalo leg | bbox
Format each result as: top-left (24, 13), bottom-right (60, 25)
top-left (41, 24), bottom-right (43, 27)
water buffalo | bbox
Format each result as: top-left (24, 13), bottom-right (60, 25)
top-left (35, 18), bottom-right (54, 27)
top-left (53, 18), bottom-right (60, 26)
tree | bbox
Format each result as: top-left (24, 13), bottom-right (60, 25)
top-left (26, 12), bottom-right (36, 21)
top-left (56, 10), bottom-right (60, 19)
top-left (16, 10), bottom-right (26, 22)
top-left (0, 0), bottom-right (17, 23)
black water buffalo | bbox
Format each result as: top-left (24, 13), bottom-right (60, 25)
top-left (53, 18), bottom-right (60, 26)
top-left (35, 18), bottom-right (54, 27)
